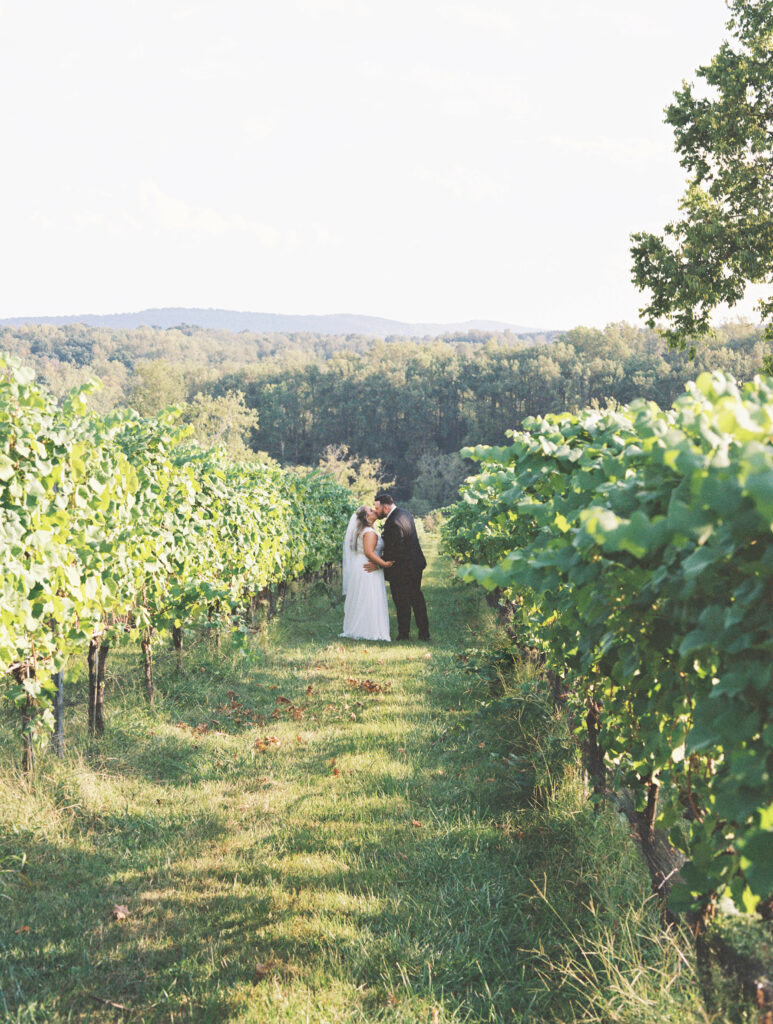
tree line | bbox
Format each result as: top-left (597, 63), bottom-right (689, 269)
top-left (0, 319), bottom-right (768, 506)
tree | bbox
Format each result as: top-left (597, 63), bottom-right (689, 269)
top-left (631, 0), bottom-right (773, 365)
top-left (184, 390), bottom-right (260, 460)
top-left (129, 360), bottom-right (187, 415)
top-left (409, 448), bottom-right (471, 516)
top-left (316, 444), bottom-right (394, 506)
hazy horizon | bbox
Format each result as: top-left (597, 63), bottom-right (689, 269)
top-left (1, 0), bottom-right (761, 327)
top-left (0, 305), bottom-right (558, 336)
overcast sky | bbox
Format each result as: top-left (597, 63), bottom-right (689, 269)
top-left (0, 0), bottom-right (745, 329)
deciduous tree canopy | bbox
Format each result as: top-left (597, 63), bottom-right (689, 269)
top-left (631, 0), bottom-right (773, 356)
top-left (0, 320), bottom-right (767, 500)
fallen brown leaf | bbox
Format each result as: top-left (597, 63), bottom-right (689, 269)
top-left (88, 995), bottom-right (130, 1011)
top-left (255, 958), bottom-right (277, 980)
top-left (346, 676), bottom-right (391, 694)
top-left (254, 735), bottom-right (281, 753)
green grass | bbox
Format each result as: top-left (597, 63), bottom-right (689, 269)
top-left (0, 538), bottom-right (721, 1022)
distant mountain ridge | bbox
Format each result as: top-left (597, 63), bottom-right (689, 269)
top-left (0, 307), bottom-right (550, 337)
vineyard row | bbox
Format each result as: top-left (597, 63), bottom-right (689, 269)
top-left (443, 371), bottom-right (773, 918)
top-left (0, 354), bottom-right (353, 766)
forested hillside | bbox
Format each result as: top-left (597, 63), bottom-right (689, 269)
top-left (0, 319), bottom-right (767, 502)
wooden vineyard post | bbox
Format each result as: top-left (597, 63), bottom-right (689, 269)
top-left (142, 630), bottom-right (154, 704)
top-left (87, 638), bottom-right (99, 735)
top-left (95, 640), bottom-right (109, 734)
top-left (172, 625), bottom-right (183, 675)
top-left (51, 669), bottom-right (64, 756)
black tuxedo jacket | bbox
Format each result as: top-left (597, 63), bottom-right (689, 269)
top-left (381, 507), bottom-right (427, 584)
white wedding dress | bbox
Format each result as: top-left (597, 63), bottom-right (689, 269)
top-left (340, 526), bottom-right (391, 642)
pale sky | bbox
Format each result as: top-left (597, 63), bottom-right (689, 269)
top-left (0, 0), bottom-right (747, 330)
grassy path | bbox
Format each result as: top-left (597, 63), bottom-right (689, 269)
top-left (1, 538), bottom-right (707, 1023)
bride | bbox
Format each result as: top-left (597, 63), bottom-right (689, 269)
top-left (340, 506), bottom-right (393, 641)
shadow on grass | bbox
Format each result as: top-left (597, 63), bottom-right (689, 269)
top-left (3, 812), bottom-right (549, 1021)
top-left (2, 697), bottom-right (560, 1022)
top-left (2, 547), bottom-right (587, 1022)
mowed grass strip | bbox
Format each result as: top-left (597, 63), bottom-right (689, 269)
top-left (1, 536), bottom-right (709, 1023)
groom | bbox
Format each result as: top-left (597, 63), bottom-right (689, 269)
top-left (367, 492), bottom-right (430, 642)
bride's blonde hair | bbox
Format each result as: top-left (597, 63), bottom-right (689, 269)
top-left (351, 505), bottom-right (370, 549)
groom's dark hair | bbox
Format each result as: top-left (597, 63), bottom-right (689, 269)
top-left (374, 491), bottom-right (394, 506)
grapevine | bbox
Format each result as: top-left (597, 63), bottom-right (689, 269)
top-left (0, 354), bottom-right (352, 762)
top-left (445, 371), bottom-right (773, 915)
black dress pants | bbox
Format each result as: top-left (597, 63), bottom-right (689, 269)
top-left (389, 572), bottom-right (430, 640)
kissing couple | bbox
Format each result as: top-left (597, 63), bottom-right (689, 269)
top-left (340, 492), bottom-right (430, 643)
